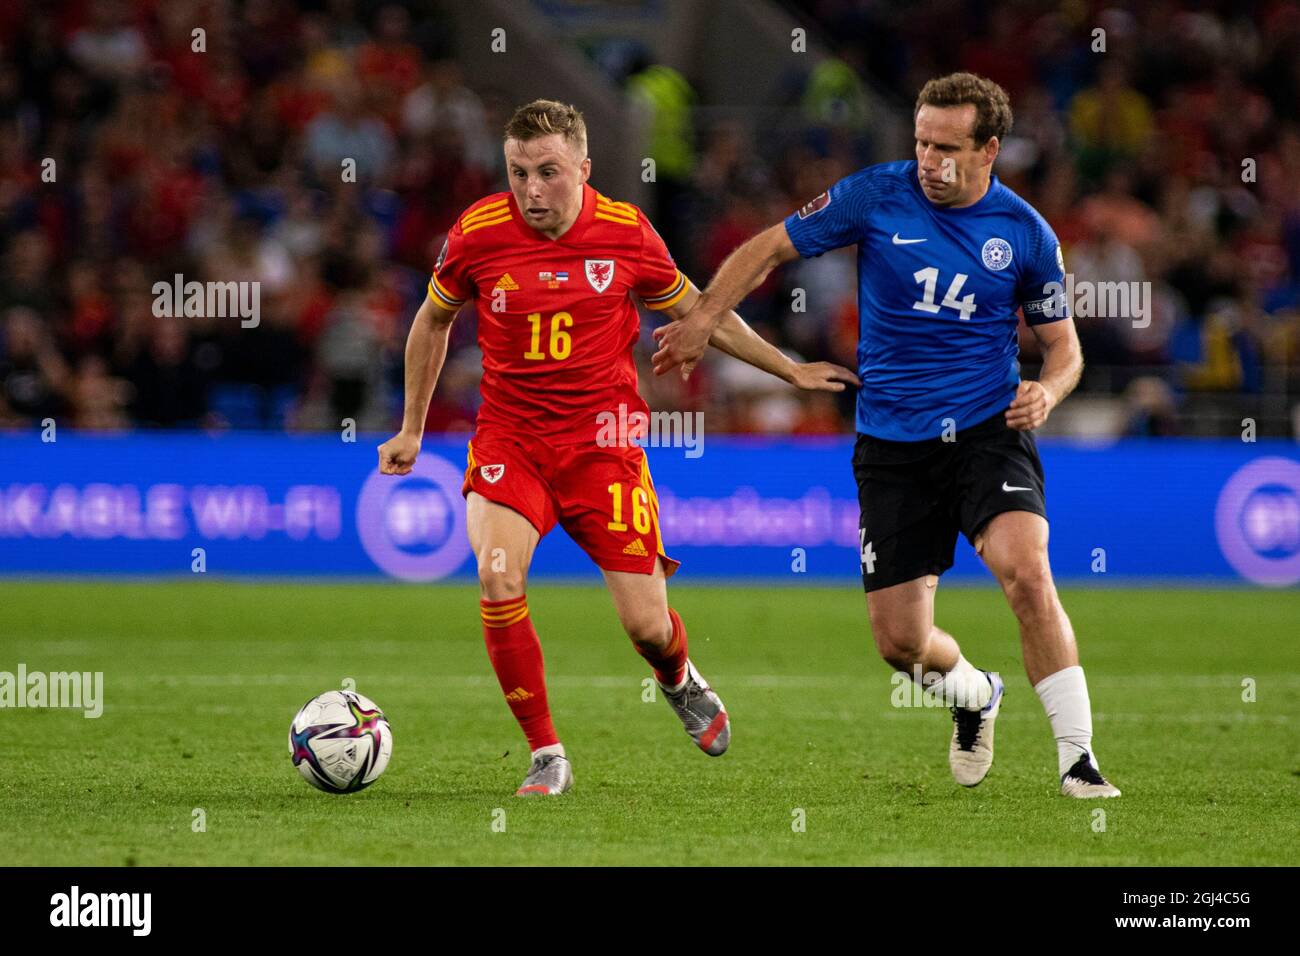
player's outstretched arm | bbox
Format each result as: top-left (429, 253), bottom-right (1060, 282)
top-left (653, 280), bottom-right (859, 393)
top-left (651, 221), bottom-right (801, 379)
top-left (378, 296), bottom-right (459, 475)
top-left (1006, 317), bottom-right (1083, 431)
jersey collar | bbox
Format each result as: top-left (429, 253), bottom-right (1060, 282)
top-left (911, 162), bottom-right (1001, 215)
top-left (511, 182), bottom-right (597, 244)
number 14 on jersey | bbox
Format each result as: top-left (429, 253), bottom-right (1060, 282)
top-left (912, 267), bottom-right (976, 321)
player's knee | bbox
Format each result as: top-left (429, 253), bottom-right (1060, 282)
top-left (999, 561), bottom-right (1054, 617)
top-left (477, 561), bottom-right (526, 601)
top-left (623, 611), bottom-right (673, 651)
top-left (871, 623), bottom-right (928, 670)
top-left (880, 644), bottom-right (926, 671)
top-left (868, 601), bottom-right (927, 667)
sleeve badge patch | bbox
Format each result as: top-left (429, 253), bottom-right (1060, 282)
top-left (797, 191), bottom-right (832, 219)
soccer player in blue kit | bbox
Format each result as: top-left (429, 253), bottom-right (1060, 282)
top-left (654, 73), bottom-right (1120, 798)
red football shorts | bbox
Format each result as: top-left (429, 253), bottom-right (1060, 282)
top-left (462, 432), bottom-right (679, 577)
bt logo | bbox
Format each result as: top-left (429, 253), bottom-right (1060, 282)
top-left (1215, 458), bottom-right (1300, 586)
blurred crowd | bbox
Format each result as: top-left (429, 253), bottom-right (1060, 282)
top-left (1, 0), bottom-right (1298, 437)
top-left (0, 0), bottom-right (497, 434)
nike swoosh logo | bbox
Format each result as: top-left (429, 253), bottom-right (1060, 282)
top-left (891, 233), bottom-right (926, 245)
top-left (1002, 482), bottom-right (1033, 492)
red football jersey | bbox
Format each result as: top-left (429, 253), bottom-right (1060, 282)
top-left (428, 183), bottom-right (688, 444)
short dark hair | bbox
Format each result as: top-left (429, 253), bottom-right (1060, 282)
top-left (914, 73), bottom-right (1013, 144)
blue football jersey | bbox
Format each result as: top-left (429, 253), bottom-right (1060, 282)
top-left (784, 160), bottom-right (1069, 441)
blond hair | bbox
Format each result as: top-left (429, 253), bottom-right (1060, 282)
top-left (504, 99), bottom-right (588, 157)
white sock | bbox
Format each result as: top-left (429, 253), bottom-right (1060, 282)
top-left (531, 743), bottom-right (565, 760)
top-left (921, 654), bottom-right (992, 711)
top-left (1034, 665), bottom-right (1097, 776)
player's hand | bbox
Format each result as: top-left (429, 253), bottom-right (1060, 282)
top-left (1005, 380), bottom-right (1054, 431)
top-left (378, 431), bottom-right (421, 475)
top-left (788, 361), bottom-right (860, 392)
top-left (652, 314), bottom-right (714, 380)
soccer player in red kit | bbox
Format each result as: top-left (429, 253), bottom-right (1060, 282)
top-left (378, 100), bottom-right (857, 796)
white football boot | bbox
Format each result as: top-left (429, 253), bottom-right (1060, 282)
top-left (660, 659), bottom-right (730, 756)
top-left (515, 752), bottom-right (573, 797)
top-left (949, 671), bottom-right (1004, 787)
top-left (1060, 752), bottom-right (1121, 798)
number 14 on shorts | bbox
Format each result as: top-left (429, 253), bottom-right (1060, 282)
top-left (860, 529), bottom-right (876, 574)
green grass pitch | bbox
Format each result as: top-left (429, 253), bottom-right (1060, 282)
top-left (1, 581), bottom-right (1295, 866)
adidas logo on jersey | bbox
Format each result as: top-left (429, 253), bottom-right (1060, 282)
top-left (622, 539), bottom-right (649, 557)
top-left (494, 273), bottom-right (520, 291)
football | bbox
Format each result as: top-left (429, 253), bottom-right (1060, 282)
top-left (289, 690), bottom-right (393, 794)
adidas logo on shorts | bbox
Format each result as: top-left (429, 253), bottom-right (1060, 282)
top-left (622, 539), bottom-right (649, 557)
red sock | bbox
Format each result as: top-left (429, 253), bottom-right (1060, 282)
top-left (481, 595), bottom-right (558, 751)
top-left (636, 607), bottom-right (690, 688)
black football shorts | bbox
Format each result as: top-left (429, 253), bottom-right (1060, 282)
top-left (851, 409), bottom-right (1048, 592)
